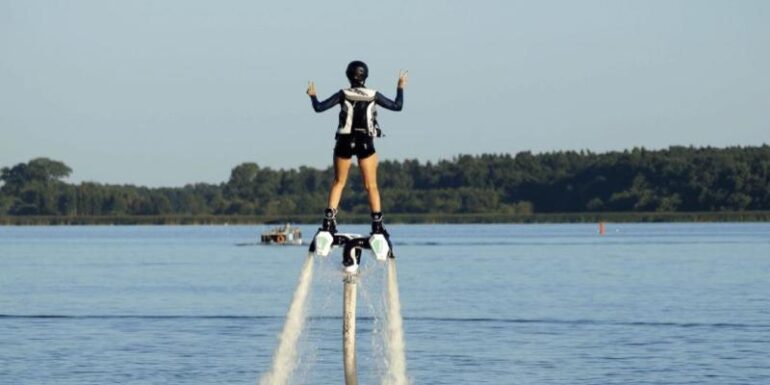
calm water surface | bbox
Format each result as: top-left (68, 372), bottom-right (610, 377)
top-left (1, 223), bottom-right (769, 384)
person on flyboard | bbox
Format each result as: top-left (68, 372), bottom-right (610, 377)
top-left (307, 61), bottom-right (407, 258)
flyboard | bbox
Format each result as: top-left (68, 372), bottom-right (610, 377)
top-left (309, 230), bottom-right (394, 385)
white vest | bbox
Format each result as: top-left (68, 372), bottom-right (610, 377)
top-left (338, 88), bottom-right (379, 137)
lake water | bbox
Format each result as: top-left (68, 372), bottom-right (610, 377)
top-left (1, 223), bottom-right (769, 385)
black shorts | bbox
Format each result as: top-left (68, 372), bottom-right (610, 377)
top-left (333, 134), bottom-right (376, 159)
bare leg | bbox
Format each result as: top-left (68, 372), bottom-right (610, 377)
top-left (328, 156), bottom-right (353, 210)
top-left (359, 153), bottom-right (392, 256)
top-left (358, 153), bottom-right (381, 213)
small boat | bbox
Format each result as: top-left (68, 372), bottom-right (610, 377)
top-left (261, 223), bottom-right (303, 246)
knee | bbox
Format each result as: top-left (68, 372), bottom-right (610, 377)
top-left (332, 175), bottom-right (347, 188)
top-left (363, 180), bottom-right (379, 194)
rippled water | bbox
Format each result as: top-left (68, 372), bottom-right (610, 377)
top-left (1, 223), bottom-right (769, 384)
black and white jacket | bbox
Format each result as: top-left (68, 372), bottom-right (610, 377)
top-left (311, 87), bottom-right (403, 137)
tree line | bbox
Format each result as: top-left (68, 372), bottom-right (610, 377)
top-left (1, 145), bottom-right (769, 220)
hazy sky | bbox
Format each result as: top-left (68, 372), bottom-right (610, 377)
top-left (2, 0), bottom-right (768, 186)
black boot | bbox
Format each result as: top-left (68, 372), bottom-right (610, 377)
top-left (320, 208), bottom-right (337, 234)
top-left (370, 211), bottom-right (387, 235)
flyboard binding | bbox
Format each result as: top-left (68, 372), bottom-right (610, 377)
top-left (309, 230), bottom-right (394, 273)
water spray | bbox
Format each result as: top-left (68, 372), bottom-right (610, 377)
top-left (259, 253), bottom-right (315, 385)
top-left (260, 230), bottom-right (408, 385)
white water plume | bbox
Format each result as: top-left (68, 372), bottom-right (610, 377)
top-left (382, 259), bottom-right (409, 385)
top-left (259, 253), bottom-right (315, 385)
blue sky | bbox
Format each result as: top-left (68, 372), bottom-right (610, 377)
top-left (2, 0), bottom-right (768, 186)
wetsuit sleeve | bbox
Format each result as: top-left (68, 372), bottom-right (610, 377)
top-left (310, 91), bottom-right (342, 112)
top-left (375, 88), bottom-right (403, 111)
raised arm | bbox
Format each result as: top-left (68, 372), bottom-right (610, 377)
top-left (307, 81), bottom-right (341, 112)
top-left (375, 90), bottom-right (403, 111)
top-left (375, 70), bottom-right (408, 111)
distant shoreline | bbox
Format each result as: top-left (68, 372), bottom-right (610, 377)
top-left (1, 211), bottom-right (768, 225)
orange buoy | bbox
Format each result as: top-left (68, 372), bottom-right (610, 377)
top-left (599, 222), bottom-right (606, 235)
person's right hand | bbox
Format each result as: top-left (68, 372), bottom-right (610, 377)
top-left (397, 71), bottom-right (408, 89)
top-left (306, 81), bottom-right (316, 96)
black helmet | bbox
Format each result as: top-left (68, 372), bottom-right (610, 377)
top-left (345, 60), bottom-right (369, 83)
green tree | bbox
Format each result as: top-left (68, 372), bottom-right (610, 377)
top-left (1, 158), bottom-right (72, 215)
